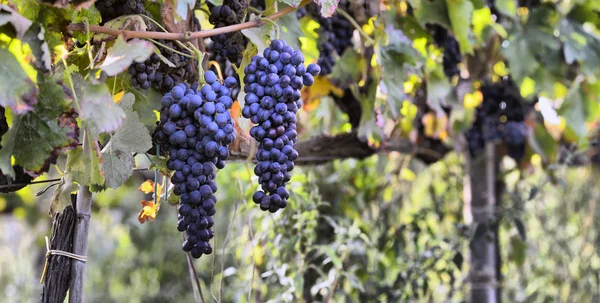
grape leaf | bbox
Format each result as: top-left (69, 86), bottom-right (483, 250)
top-left (0, 4), bottom-right (33, 39)
top-left (22, 23), bottom-right (52, 72)
top-left (413, 0), bottom-right (451, 29)
top-left (0, 79), bottom-right (78, 177)
top-left (316, 0), bottom-right (339, 18)
top-left (139, 180), bottom-right (156, 194)
top-left (494, 0), bottom-right (517, 17)
top-left (73, 73), bottom-right (126, 133)
top-left (101, 145), bottom-right (135, 189)
top-left (100, 93), bottom-right (152, 189)
top-left (99, 36), bottom-right (154, 76)
top-left (276, 7), bottom-right (302, 50)
top-left (242, 15), bottom-right (277, 55)
top-left (446, 0), bottom-right (474, 54)
top-left (0, 48), bottom-right (37, 114)
top-left (106, 93), bottom-right (153, 153)
top-left (49, 173), bottom-right (78, 215)
top-left (138, 200), bottom-right (160, 223)
top-left (70, 5), bottom-right (101, 43)
top-left (426, 66), bottom-right (451, 113)
top-left (330, 49), bottom-right (365, 88)
top-left (378, 28), bottom-right (422, 119)
top-left (503, 33), bottom-right (539, 83)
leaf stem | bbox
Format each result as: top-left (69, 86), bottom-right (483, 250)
top-left (260, 17), bottom-right (280, 39)
top-left (67, 0), bottom-right (313, 41)
top-left (148, 38), bottom-right (196, 60)
top-left (335, 8), bottom-right (375, 45)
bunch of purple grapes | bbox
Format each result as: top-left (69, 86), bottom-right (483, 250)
top-left (242, 39), bottom-right (320, 212)
top-left (154, 71), bottom-right (237, 258)
top-left (208, 0), bottom-right (248, 65)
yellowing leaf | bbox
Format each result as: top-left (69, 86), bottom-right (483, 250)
top-left (113, 91), bottom-right (125, 103)
top-left (138, 180), bottom-right (155, 194)
top-left (422, 112), bottom-right (435, 137)
top-left (137, 200), bottom-right (159, 224)
top-left (301, 76), bottom-right (343, 112)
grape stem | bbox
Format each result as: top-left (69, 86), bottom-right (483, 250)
top-left (260, 17), bottom-right (280, 39)
top-left (67, 0), bottom-right (313, 41)
top-left (335, 8), bottom-right (375, 45)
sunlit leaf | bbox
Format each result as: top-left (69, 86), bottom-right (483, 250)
top-left (99, 36), bottom-right (154, 76)
top-left (138, 200), bottom-right (160, 223)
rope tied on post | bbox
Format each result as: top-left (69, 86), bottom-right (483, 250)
top-left (40, 236), bottom-right (87, 284)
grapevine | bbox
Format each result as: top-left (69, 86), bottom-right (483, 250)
top-left (242, 39), bottom-right (320, 212)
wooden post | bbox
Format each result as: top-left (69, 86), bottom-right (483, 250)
top-left (464, 142), bottom-right (501, 302)
top-left (39, 195), bottom-right (77, 303)
top-left (68, 130), bottom-right (93, 303)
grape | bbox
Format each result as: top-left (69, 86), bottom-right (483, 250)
top-left (427, 24), bottom-right (462, 79)
top-left (95, 0), bottom-right (146, 24)
top-left (243, 39), bottom-right (320, 212)
top-left (154, 71), bottom-right (238, 258)
top-left (207, 0), bottom-right (247, 65)
top-left (303, 1), bottom-right (354, 75)
top-left (464, 79), bottom-right (528, 161)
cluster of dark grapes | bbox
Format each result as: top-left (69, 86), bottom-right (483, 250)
top-left (464, 80), bottom-right (527, 161)
top-left (128, 43), bottom-right (196, 93)
top-left (427, 24), bottom-right (462, 79)
top-left (154, 71), bottom-right (238, 258)
top-left (242, 39), bottom-right (320, 212)
top-left (208, 0), bottom-right (248, 65)
top-left (95, 0), bottom-right (145, 23)
top-left (249, 0), bottom-right (265, 11)
top-left (304, 2), bottom-right (354, 75)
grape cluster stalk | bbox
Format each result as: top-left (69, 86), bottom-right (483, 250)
top-left (242, 39), bottom-right (320, 212)
top-left (154, 71), bottom-right (238, 258)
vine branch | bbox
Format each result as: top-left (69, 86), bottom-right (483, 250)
top-left (67, 0), bottom-right (312, 41)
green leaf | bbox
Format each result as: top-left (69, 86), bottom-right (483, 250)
top-left (494, 0), bottom-right (517, 17)
top-left (100, 93), bottom-right (152, 189)
top-left (0, 4), bottom-right (32, 39)
top-left (426, 66), bottom-right (451, 113)
top-left (108, 93), bottom-right (153, 154)
top-left (50, 173), bottom-right (78, 215)
top-left (276, 7), bottom-right (303, 51)
top-left (242, 15), bottom-right (277, 56)
top-left (0, 79), bottom-right (77, 176)
top-left (0, 48), bottom-right (37, 114)
top-left (378, 28), bottom-right (422, 119)
top-left (503, 33), bottom-right (539, 83)
top-left (73, 73), bottom-right (126, 133)
top-left (66, 147), bottom-right (90, 186)
top-left (101, 143), bottom-right (135, 189)
top-left (330, 49), bottom-right (365, 88)
top-left (559, 84), bottom-right (588, 143)
top-left (414, 0), bottom-right (451, 29)
top-left (446, 0), bottom-right (474, 54)
top-left (22, 23), bottom-right (52, 72)
top-left (560, 18), bottom-right (600, 75)
top-left (70, 4), bottom-right (101, 43)
top-left (99, 36), bottom-right (154, 76)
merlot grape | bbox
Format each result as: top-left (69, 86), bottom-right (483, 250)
top-left (242, 39), bottom-right (320, 212)
top-left (155, 71), bottom-right (238, 258)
